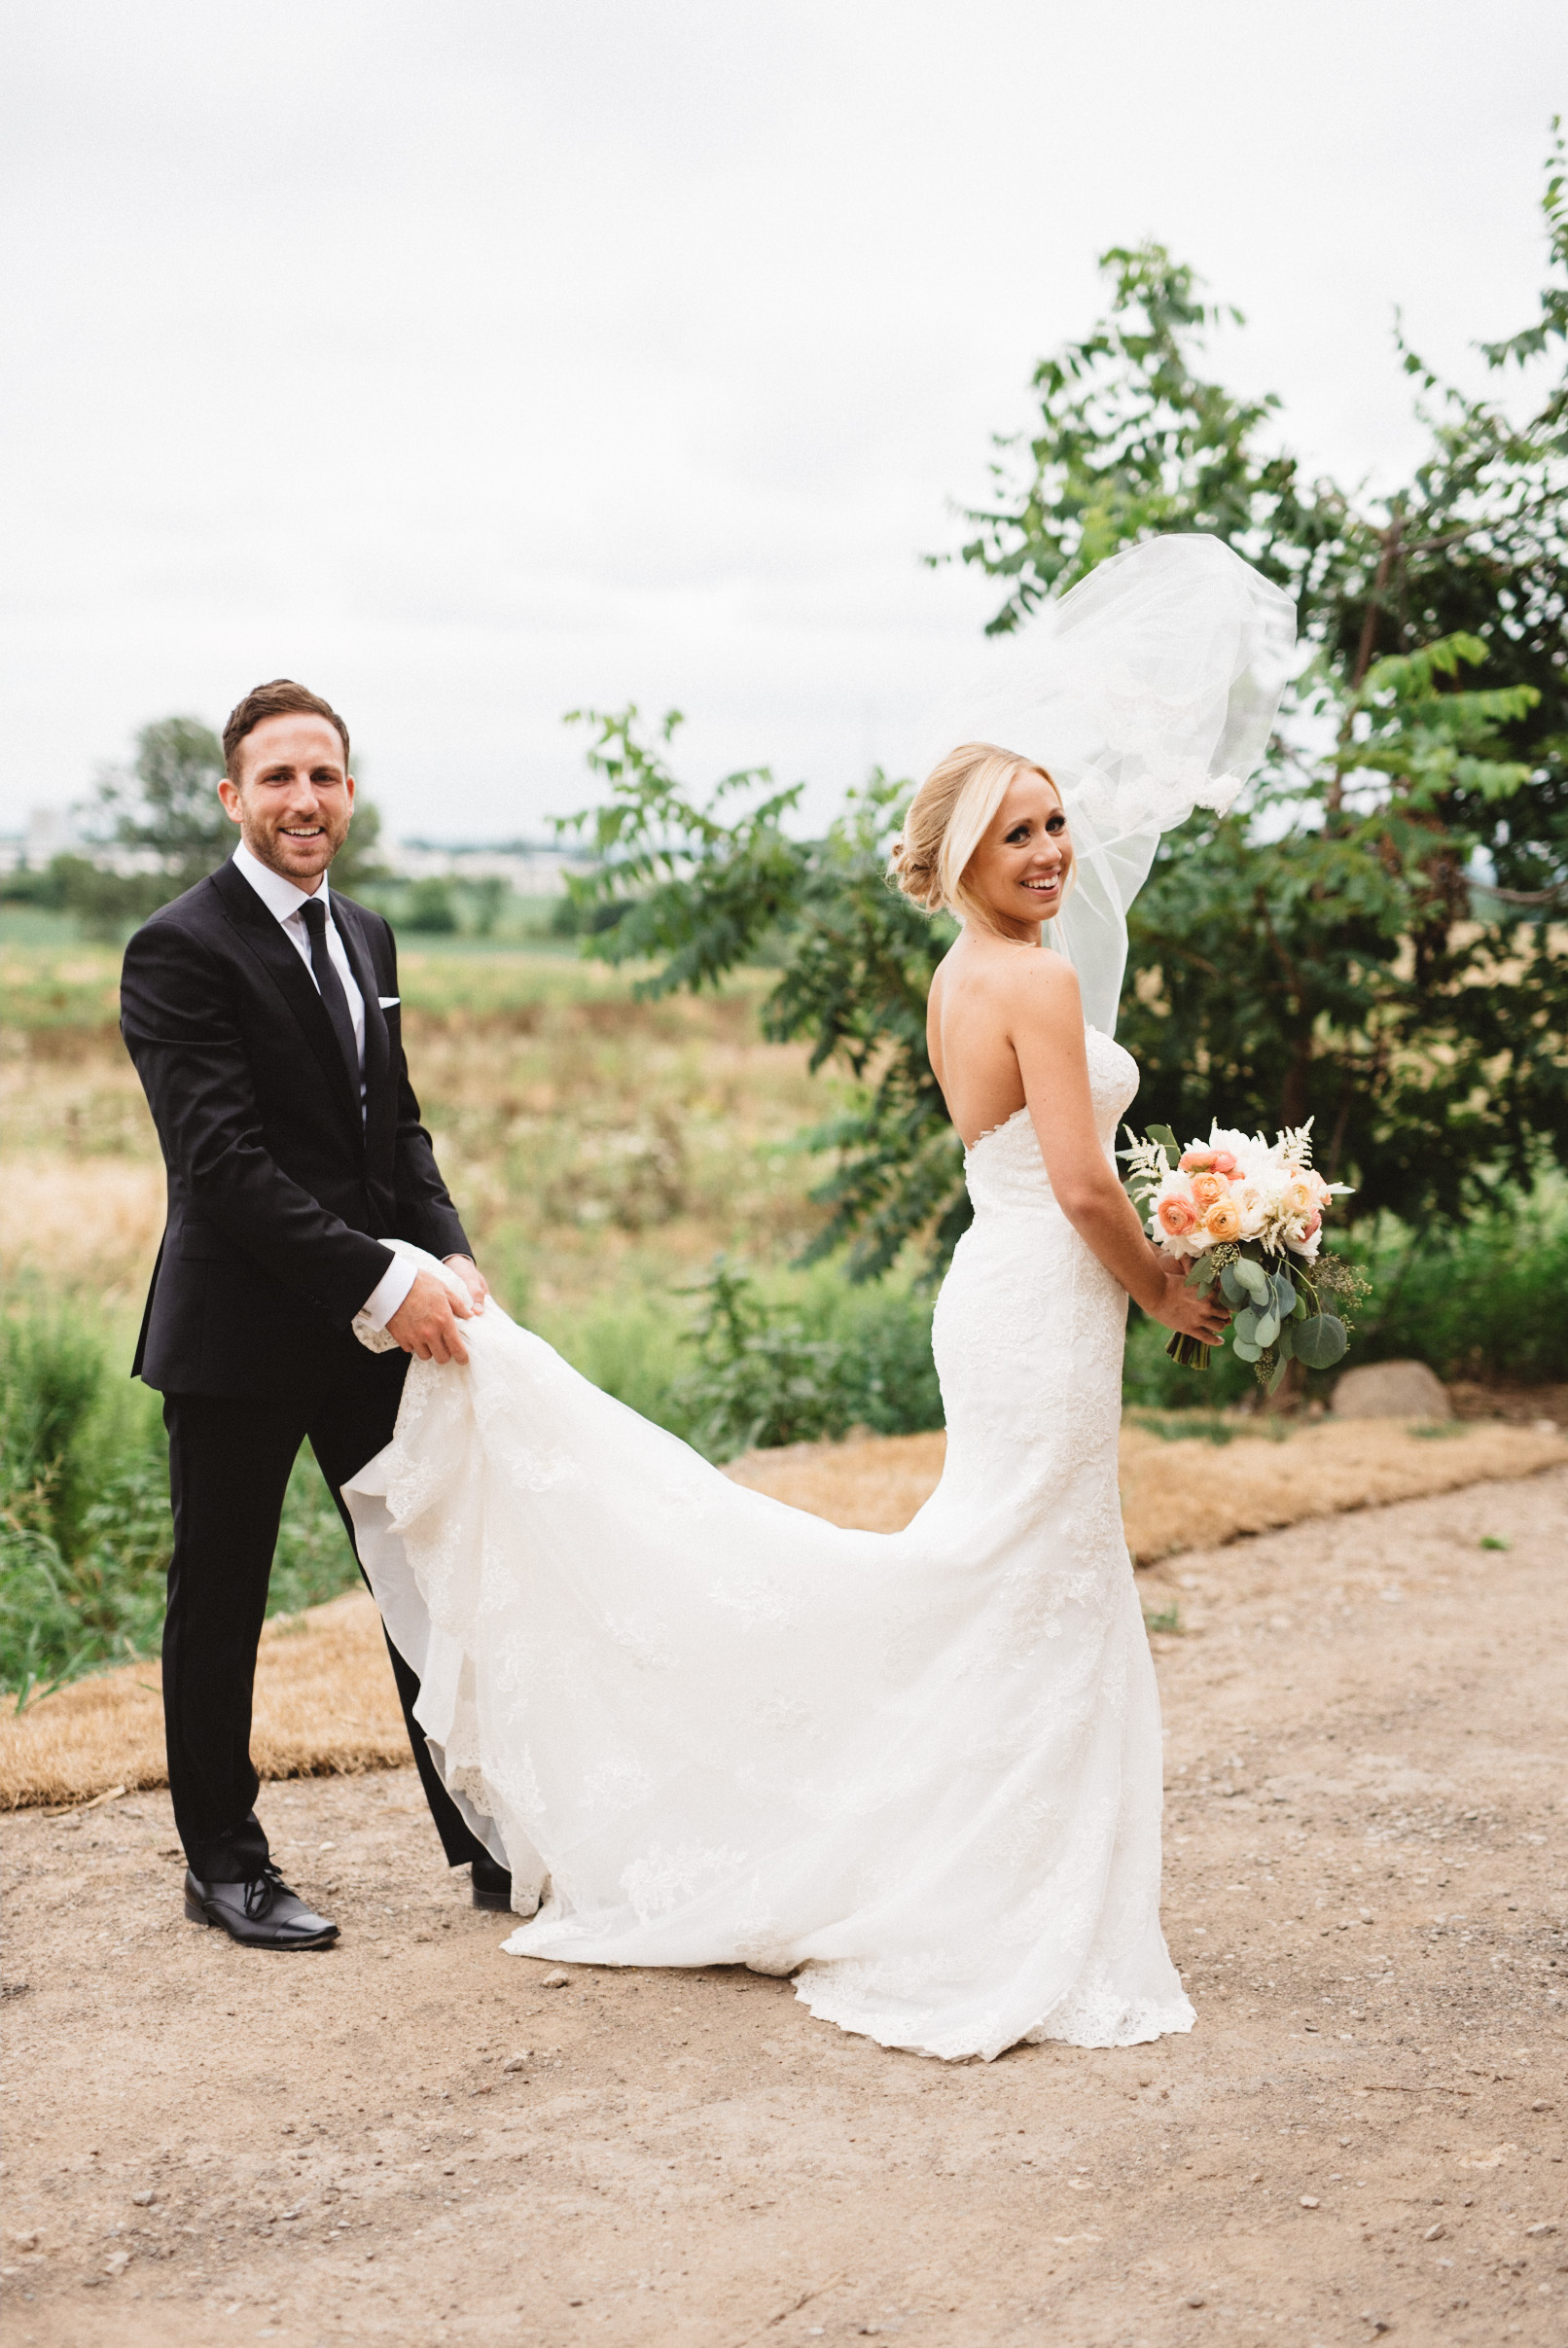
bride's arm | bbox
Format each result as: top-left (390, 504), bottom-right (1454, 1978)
top-left (1010, 955), bottom-right (1229, 1346)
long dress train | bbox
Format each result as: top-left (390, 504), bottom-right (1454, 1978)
top-left (343, 1021), bottom-right (1193, 2062)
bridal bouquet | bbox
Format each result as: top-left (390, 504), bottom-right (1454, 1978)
top-left (1119, 1120), bottom-right (1365, 1390)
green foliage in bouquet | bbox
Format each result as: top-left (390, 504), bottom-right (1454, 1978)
top-left (1181, 1247), bottom-right (1367, 1394)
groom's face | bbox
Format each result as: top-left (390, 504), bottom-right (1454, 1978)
top-left (219, 714), bottom-right (356, 891)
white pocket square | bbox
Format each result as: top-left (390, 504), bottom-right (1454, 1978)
top-left (378, 995), bottom-right (400, 1009)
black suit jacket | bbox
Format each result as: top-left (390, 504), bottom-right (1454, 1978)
top-left (121, 859), bottom-right (470, 1398)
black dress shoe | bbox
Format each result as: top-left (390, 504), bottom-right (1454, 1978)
top-left (471, 1855), bottom-right (513, 1912)
top-left (184, 1866), bottom-right (339, 1950)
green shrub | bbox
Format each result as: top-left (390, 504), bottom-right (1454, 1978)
top-left (1348, 1191), bottom-right (1568, 1382)
top-left (534, 1287), bottom-right (694, 1432)
top-left (402, 878), bottom-right (459, 935)
top-left (670, 1260), bottom-right (850, 1458)
top-left (0, 1310), bottom-right (112, 1554)
top-left (0, 1310), bottom-right (361, 1697)
top-left (659, 1258), bottom-right (944, 1461)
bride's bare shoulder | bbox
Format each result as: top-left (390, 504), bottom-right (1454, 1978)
top-left (947, 935), bottom-right (1081, 1021)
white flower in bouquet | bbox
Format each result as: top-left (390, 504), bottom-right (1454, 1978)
top-left (1230, 1179), bottom-right (1270, 1240)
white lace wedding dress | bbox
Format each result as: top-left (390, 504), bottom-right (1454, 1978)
top-left (343, 1020), bottom-right (1195, 2062)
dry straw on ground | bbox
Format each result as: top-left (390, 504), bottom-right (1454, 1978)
top-left (0, 1591), bottom-right (409, 1814)
top-left (727, 1413), bottom-right (1568, 1560)
top-left (4, 1415), bottom-right (1563, 1811)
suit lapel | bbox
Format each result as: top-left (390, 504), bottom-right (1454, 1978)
top-left (210, 861), bottom-right (363, 1140)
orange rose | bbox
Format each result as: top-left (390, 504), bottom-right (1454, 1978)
top-left (1190, 1171), bottom-right (1228, 1209)
top-left (1157, 1194), bottom-right (1199, 1240)
top-left (1204, 1198), bottom-right (1242, 1243)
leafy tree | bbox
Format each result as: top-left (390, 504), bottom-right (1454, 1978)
top-left (563, 138), bottom-right (1568, 1267)
top-left (89, 716), bottom-right (232, 894)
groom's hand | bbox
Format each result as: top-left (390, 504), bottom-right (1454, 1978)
top-left (443, 1254), bottom-right (489, 1314)
top-left (387, 1268), bottom-right (475, 1365)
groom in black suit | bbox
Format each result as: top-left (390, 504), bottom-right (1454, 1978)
top-left (121, 679), bottom-right (513, 1948)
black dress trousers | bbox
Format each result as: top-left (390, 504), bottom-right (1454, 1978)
top-left (160, 1334), bottom-right (489, 1882)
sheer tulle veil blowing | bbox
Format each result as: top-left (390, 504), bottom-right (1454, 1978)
top-left (916, 532), bottom-right (1297, 1029)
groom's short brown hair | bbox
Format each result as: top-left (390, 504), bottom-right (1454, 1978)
top-left (223, 681), bottom-right (351, 780)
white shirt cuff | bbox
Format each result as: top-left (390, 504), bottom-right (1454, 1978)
top-left (361, 1254), bottom-right (417, 1332)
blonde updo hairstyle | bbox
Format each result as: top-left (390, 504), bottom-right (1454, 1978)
top-left (889, 741), bottom-right (1072, 932)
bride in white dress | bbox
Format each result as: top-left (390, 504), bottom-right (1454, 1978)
top-left (344, 535), bottom-right (1295, 2062)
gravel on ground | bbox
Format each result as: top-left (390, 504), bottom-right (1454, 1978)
top-left (4, 1469), bottom-right (1566, 2348)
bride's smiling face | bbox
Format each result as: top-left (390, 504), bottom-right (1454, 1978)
top-left (964, 767), bottom-right (1071, 940)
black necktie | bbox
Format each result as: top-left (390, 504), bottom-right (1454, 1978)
top-left (299, 896), bottom-right (361, 1098)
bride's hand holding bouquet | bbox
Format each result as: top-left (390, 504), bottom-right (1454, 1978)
top-left (1145, 1237), bottom-right (1235, 1352)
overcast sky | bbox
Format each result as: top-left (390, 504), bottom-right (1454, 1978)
top-left (4, 1), bottom-right (1565, 841)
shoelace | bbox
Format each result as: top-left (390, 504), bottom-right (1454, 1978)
top-left (242, 1864), bottom-right (289, 1921)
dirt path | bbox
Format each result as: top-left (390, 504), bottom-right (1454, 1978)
top-left (4, 1469), bottom-right (1567, 2348)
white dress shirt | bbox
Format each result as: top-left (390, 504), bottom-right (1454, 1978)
top-left (229, 842), bottom-right (416, 1331)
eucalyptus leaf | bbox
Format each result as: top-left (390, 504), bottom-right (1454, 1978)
top-left (1255, 1309), bottom-right (1280, 1347)
top-left (1291, 1290), bottom-right (1309, 1320)
top-left (1185, 1256), bottom-right (1219, 1291)
top-left (1232, 1335), bottom-right (1263, 1363)
top-left (1234, 1258), bottom-right (1270, 1306)
top-left (1146, 1123), bottom-right (1181, 1166)
top-left (1267, 1353), bottom-right (1290, 1395)
top-left (1273, 1322), bottom-right (1295, 1362)
top-left (1220, 1263), bottom-right (1249, 1305)
top-left (1272, 1271), bottom-right (1297, 1315)
top-left (1294, 1313), bottom-right (1348, 1370)
top-left (1233, 1305), bottom-right (1261, 1344)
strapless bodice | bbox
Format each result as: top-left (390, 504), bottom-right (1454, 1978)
top-left (962, 1025), bottom-right (1140, 1218)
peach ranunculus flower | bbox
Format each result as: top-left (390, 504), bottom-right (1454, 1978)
top-left (1204, 1197), bottom-right (1242, 1243)
top-left (1190, 1171), bottom-right (1228, 1210)
top-left (1179, 1147), bottom-right (1216, 1173)
top-left (1157, 1193), bottom-right (1200, 1241)
top-left (1210, 1150), bottom-right (1238, 1175)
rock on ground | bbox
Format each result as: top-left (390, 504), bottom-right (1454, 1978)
top-left (1331, 1359), bottom-right (1453, 1420)
top-left (3, 1470), bottom-right (1567, 2347)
